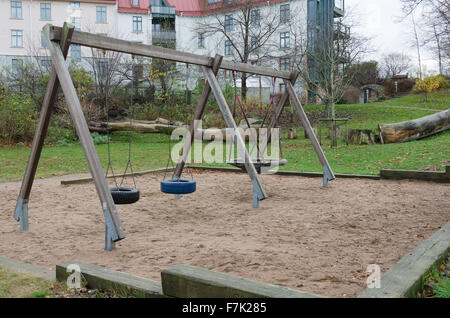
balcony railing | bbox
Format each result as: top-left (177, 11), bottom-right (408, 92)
top-left (151, 6), bottom-right (176, 16)
top-left (152, 31), bottom-right (176, 41)
top-left (334, 0), bottom-right (344, 18)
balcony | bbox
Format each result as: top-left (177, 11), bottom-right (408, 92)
top-left (152, 30), bottom-right (176, 42)
top-left (151, 5), bottom-right (176, 17)
top-left (334, 0), bottom-right (344, 18)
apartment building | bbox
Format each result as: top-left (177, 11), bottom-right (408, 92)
top-left (1, 0), bottom-right (344, 98)
top-left (1, 0), bottom-right (116, 71)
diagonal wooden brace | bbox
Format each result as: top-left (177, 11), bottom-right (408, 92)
top-left (44, 23), bottom-right (125, 249)
top-left (203, 65), bottom-right (267, 204)
top-left (14, 23), bottom-right (74, 232)
top-left (284, 79), bottom-right (336, 186)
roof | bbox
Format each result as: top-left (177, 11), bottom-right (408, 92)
top-left (118, 0), bottom-right (151, 14)
top-left (166, 0), bottom-right (289, 17)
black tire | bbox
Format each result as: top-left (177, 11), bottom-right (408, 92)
top-left (110, 187), bottom-right (140, 205)
top-left (160, 179), bottom-right (196, 195)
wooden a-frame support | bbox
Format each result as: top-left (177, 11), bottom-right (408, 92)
top-left (14, 23), bottom-right (125, 251)
top-left (14, 23), bottom-right (335, 250)
top-left (173, 68), bottom-right (335, 208)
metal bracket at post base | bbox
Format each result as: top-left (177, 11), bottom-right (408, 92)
top-left (323, 165), bottom-right (335, 187)
top-left (252, 179), bottom-right (265, 209)
top-left (103, 206), bottom-right (120, 251)
top-left (14, 197), bottom-right (29, 231)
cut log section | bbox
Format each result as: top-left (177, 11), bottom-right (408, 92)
top-left (379, 109), bottom-right (450, 144)
top-left (88, 121), bottom-right (183, 135)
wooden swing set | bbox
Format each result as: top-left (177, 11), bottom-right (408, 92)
top-left (13, 23), bottom-right (335, 251)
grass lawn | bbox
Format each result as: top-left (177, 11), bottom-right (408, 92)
top-left (0, 90), bottom-right (448, 182)
top-left (0, 267), bottom-right (55, 298)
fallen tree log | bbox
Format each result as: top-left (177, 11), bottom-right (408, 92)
top-left (88, 121), bottom-right (183, 135)
top-left (379, 109), bottom-right (450, 144)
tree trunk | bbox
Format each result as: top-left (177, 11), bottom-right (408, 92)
top-left (241, 72), bottom-right (248, 102)
top-left (379, 109), bottom-right (450, 144)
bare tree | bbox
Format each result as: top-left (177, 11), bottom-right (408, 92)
top-left (401, 0), bottom-right (449, 74)
top-left (290, 6), bottom-right (373, 120)
top-left (195, 0), bottom-right (284, 101)
top-left (381, 53), bottom-right (412, 78)
top-left (410, 13), bottom-right (423, 79)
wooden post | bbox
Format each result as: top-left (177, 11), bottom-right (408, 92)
top-left (284, 80), bottom-right (335, 186)
top-left (44, 23), bottom-right (125, 249)
top-left (173, 55), bottom-right (223, 179)
top-left (14, 23), bottom-right (73, 231)
top-left (203, 66), bottom-right (268, 202)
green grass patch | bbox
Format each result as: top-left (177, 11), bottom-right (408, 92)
top-left (0, 90), bottom-right (448, 182)
top-left (0, 267), bottom-right (54, 298)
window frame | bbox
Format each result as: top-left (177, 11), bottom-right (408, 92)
top-left (280, 32), bottom-right (290, 48)
top-left (225, 15), bottom-right (233, 32)
top-left (96, 6), bottom-right (107, 23)
top-left (224, 40), bottom-right (232, 56)
top-left (11, 30), bottom-right (23, 48)
top-left (133, 16), bottom-right (143, 33)
top-left (11, 1), bottom-right (22, 19)
top-left (280, 4), bottom-right (290, 23)
top-left (40, 3), bottom-right (52, 20)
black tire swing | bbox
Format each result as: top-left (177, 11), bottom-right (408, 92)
top-left (160, 63), bottom-right (196, 196)
top-left (105, 55), bottom-right (140, 205)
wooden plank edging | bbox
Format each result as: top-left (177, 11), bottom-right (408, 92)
top-left (358, 221), bottom-right (450, 298)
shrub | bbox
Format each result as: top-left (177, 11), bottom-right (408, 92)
top-left (0, 93), bottom-right (38, 144)
top-left (413, 75), bottom-right (449, 101)
top-left (90, 132), bottom-right (109, 145)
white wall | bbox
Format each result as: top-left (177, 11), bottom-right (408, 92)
top-left (0, 0), bottom-right (116, 60)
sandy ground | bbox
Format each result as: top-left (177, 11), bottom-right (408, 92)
top-left (0, 170), bottom-right (449, 298)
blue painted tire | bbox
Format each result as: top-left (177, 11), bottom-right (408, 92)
top-left (161, 179), bottom-right (196, 195)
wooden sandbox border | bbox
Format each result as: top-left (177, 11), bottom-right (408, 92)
top-left (1, 221), bottom-right (448, 298)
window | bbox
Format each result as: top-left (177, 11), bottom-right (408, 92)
top-left (250, 60), bottom-right (259, 77)
top-left (250, 36), bottom-right (258, 50)
top-left (69, 2), bottom-right (80, 8)
top-left (98, 60), bottom-right (108, 79)
top-left (279, 83), bottom-right (286, 93)
top-left (251, 9), bottom-right (260, 26)
top-left (133, 64), bottom-right (144, 79)
top-left (11, 59), bottom-right (23, 74)
top-left (225, 40), bottom-right (232, 56)
top-left (96, 6), bottom-right (107, 23)
top-left (208, 0), bottom-right (220, 3)
top-left (280, 32), bottom-right (290, 48)
top-left (40, 3), bottom-right (51, 20)
top-left (133, 16), bottom-right (142, 33)
top-left (280, 57), bottom-right (290, 71)
top-left (280, 4), bottom-right (290, 23)
top-left (71, 17), bottom-right (81, 31)
top-left (41, 59), bottom-right (51, 67)
top-left (11, 30), bottom-right (23, 47)
top-left (11, 1), bottom-right (22, 19)
top-left (225, 15), bottom-right (233, 31)
top-left (71, 45), bottom-right (81, 60)
top-left (132, 0), bottom-right (139, 6)
top-left (198, 33), bottom-right (205, 49)
top-left (41, 31), bottom-right (48, 48)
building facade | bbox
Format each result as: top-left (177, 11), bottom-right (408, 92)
top-left (1, 0), bottom-right (344, 99)
top-left (1, 0), bottom-right (116, 70)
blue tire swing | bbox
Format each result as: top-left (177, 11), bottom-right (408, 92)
top-left (160, 63), bottom-right (196, 197)
top-left (104, 56), bottom-right (140, 205)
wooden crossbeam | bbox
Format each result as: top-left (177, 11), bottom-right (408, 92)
top-left (48, 26), bottom-right (291, 80)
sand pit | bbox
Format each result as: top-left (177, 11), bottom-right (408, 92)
top-left (0, 170), bottom-right (449, 297)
